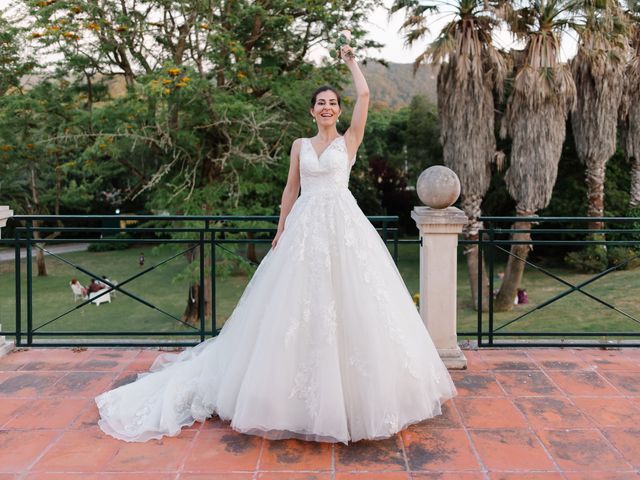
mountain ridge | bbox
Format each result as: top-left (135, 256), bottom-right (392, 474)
top-left (343, 61), bottom-right (438, 109)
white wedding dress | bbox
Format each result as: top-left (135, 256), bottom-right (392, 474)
top-left (95, 136), bottom-right (456, 444)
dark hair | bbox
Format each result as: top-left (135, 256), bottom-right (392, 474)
top-left (310, 85), bottom-right (341, 108)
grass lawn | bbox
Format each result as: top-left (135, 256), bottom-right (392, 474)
top-left (0, 243), bottom-right (258, 340)
top-left (395, 242), bottom-right (640, 339)
top-left (0, 241), bottom-right (639, 342)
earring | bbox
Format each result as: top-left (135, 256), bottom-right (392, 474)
top-left (337, 117), bottom-right (340, 123)
top-left (312, 117), bottom-right (316, 123)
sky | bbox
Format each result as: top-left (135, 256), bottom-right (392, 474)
top-left (0, 0), bottom-right (425, 64)
top-left (1, 0), bottom-right (577, 64)
top-left (361, 1), bottom-right (577, 63)
top-left (363, 2), bottom-right (425, 64)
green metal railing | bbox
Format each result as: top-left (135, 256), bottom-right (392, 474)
top-left (0, 215), bottom-right (400, 347)
top-left (1, 214), bottom-right (638, 348)
top-left (477, 216), bottom-right (640, 347)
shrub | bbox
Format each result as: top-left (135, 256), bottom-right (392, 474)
top-left (565, 245), bottom-right (608, 273)
top-left (607, 247), bottom-right (640, 270)
top-left (565, 244), bottom-right (640, 273)
top-left (87, 232), bottom-right (131, 252)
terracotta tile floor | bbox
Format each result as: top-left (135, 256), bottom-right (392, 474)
top-left (1, 347), bottom-right (640, 479)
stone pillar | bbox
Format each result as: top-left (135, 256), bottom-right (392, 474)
top-left (411, 167), bottom-right (468, 369)
top-left (0, 206), bottom-right (12, 238)
top-left (0, 206), bottom-right (13, 357)
top-left (0, 331), bottom-right (11, 358)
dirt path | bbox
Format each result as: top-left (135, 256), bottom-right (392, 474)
top-left (0, 243), bottom-right (89, 262)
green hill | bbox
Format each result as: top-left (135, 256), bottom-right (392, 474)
top-left (344, 61), bottom-right (438, 110)
top-left (21, 62), bottom-right (438, 110)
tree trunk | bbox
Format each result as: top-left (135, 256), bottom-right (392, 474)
top-left (32, 223), bottom-right (48, 277)
top-left (181, 246), bottom-right (212, 327)
top-left (35, 248), bottom-right (47, 277)
top-left (181, 277), bottom-right (212, 327)
top-left (494, 220), bottom-right (532, 312)
top-left (631, 157), bottom-right (640, 208)
top-left (460, 195), bottom-right (489, 311)
top-left (465, 233), bottom-right (489, 311)
top-left (28, 154), bottom-right (48, 277)
top-left (585, 159), bottom-right (606, 230)
top-left (85, 71), bottom-right (94, 133)
top-left (182, 282), bottom-right (200, 326)
top-left (246, 231), bottom-right (257, 264)
top-left (182, 283), bottom-right (198, 325)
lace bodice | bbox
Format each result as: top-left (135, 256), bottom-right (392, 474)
top-left (299, 136), bottom-right (354, 195)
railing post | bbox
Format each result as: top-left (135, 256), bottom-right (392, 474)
top-left (199, 231), bottom-right (205, 343)
top-left (411, 166), bottom-right (468, 369)
top-left (0, 206), bottom-right (15, 357)
top-left (393, 227), bottom-right (399, 264)
top-left (26, 221), bottom-right (33, 346)
top-left (14, 229), bottom-right (21, 349)
top-left (487, 224), bottom-right (495, 346)
top-left (477, 231), bottom-right (483, 347)
top-left (210, 230), bottom-right (217, 337)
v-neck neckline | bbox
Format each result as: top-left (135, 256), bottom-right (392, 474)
top-left (307, 136), bottom-right (342, 159)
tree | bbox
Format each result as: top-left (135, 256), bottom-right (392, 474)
top-left (621, 2), bottom-right (640, 210)
top-left (16, 0), bottom-right (380, 324)
top-left (0, 83), bottom-right (98, 276)
top-left (393, 0), bottom-right (505, 308)
top-left (0, 11), bottom-right (36, 96)
top-left (571, 0), bottom-right (628, 229)
top-left (405, 95), bottom-right (442, 178)
top-left (495, 0), bottom-right (577, 311)
top-left (357, 97), bottom-right (442, 232)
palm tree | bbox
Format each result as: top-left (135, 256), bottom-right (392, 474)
top-left (392, 0), bottom-right (505, 308)
top-left (571, 0), bottom-right (628, 230)
top-left (620, 5), bottom-right (640, 209)
top-left (494, 0), bottom-right (577, 311)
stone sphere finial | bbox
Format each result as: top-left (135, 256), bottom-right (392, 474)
top-left (416, 166), bottom-right (461, 209)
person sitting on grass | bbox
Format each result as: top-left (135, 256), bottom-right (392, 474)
top-left (87, 279), bottom-right (105, 294)
top-left (70, 278), bottom-right (88, 298)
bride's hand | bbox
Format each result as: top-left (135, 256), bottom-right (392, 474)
top-left (272, 229), bottom-right (283, 249)
top-left (330, 29), bottom-right (356, 62)
top-left (340, 44), bottom-right (356, 63)
top-left (340, 29), bottom-right (352, 41)
top-left (339, 30), bottom-right (355, 62)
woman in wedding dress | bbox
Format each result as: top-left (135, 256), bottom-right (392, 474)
top-left (95, 37), bottom-right (456, 444)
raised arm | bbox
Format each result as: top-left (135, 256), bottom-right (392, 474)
top-left (341, 42), bottom-right (370, 159)
top-left (272, 138), bottom-right (302, 249)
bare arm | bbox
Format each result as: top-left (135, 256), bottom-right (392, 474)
top-left (272, 138), bottom-right (302, 248)
top-left (342, 45), bottom-right (369, 160)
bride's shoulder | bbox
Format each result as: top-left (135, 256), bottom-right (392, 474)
top-left (290, 138), bottom-right (307, 160)
top-left (291, 137), bottom-right (308, 151)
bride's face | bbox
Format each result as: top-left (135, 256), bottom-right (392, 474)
top-left (311, 91), bottom-right (341, 126)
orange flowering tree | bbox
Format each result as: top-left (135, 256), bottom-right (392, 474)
top-left (6, 0), bottom-right (380, 323)
top-left (0, 81), bottom-right (101, 275)
top-left (0, 14), bottom-right (36, 95)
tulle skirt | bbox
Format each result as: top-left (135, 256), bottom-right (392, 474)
top-left (95, 187), bottom-right (456, 443)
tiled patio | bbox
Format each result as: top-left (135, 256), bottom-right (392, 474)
top-left (1, 347), bottom-right (640, 479)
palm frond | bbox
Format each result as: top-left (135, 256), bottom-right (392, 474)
top-left (404, 27), bottom-right (431, 45)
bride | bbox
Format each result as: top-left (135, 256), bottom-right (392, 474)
top-left (95, 34), bottom-right (456, 444)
